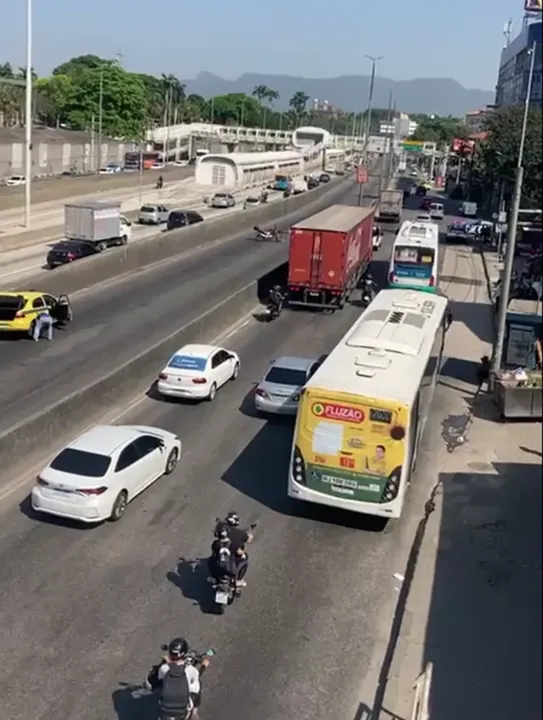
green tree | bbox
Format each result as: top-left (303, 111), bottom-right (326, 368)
top-left (409, 114), bottom-right (467, 145)
top-left (211, 93), bottom-right (261, 125)
top-left (251, 84), bottom-right (275, 127)
top-left (475, 106), bottom-right (542, 209)
top-left (52, 54), bottom-right (106, 78)
top-left (289, 91), bottom-right (310, 125)
top-left (35, 74), bottom-right (74, 126)
top-left (67, 64), bottom-right (147, 139)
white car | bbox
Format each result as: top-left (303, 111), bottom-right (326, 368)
top-left (429, 202), bottom-right (444, 220)
top-left (157, 343), bottom-right (240, 401)
top-left (4, 175), bottom-right (26, 186)
top-left (31, 425), bottom-right (181, 524)
top-left (416, 213), bottom-right (432, 222)
top-left (151, 162), bottom-right (165, 170)
top-left (254, 356), bottom-right (321, 415)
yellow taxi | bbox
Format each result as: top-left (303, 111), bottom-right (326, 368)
top-left (0, 291), bottom-right (72, 335)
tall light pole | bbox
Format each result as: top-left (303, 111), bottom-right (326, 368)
top-left (97, 69), bottom-right (104, 171)
top-left (492, 42), bottom-right (537, 378)
top-left (24, 0), bottom-right (33, 228)
top-left (360, 54), bottom-right (382, 204)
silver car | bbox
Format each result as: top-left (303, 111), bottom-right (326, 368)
top-left (211, 192), bottom-right (235, 209)
top-left (254, 356), bottom-right (321, 415)
top-left (138, 204), bottom-right (170, 225)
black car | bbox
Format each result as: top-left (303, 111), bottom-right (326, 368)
top-left (319, 173), bottom-right (331, 183)
top-left (166, 209), bottom-right (204, 231)
top-left (46, 240), bottom-right (99, 268)
top-left (307, 178), bottom-right (319, 189)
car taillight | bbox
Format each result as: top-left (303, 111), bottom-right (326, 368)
top-left (192, 378), bottom-right (207, 384)
top-left (159, 373), bottom-right (168, 380)
top-left (255, 388), bottom-right (269, 398)
top-left (37, 476), bottom-right (49, 486)
top-left (67, 252), bottom-right (75, 260)
top-left (79, 486), bottom-right (108, 496)
top-left (291, 446), bottom-right (306, 486)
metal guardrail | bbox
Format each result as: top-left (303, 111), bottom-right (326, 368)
top-left (410, 662), bottom-right (433, 720)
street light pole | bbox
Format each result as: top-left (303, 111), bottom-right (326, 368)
top-left (360, 54), bottom-right (382, 205)
top-left (492, 41), bottom-right (537, 378)
top-left (24, 0), bottom-right (33, 228)
top-left (97, 70), bottom-right (104, 171)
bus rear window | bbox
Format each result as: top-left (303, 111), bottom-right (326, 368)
top-left (394, 246), bottom-right (435, 264)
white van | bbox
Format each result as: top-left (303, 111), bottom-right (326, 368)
top-left (429, 202), bottom-right (444, 220)
top-left (461, 201), bottom-right (477, 218)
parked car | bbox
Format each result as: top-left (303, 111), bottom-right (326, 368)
top-left (138, 204), bottom-right (170, 225)
top-left (166, 209), bottom-right (204, 231)
top-left (31, 424), bottom-right (182, 524)
top-left (46, 240), bottom-right (100, 268)
top-left (98, 164), bottom-right (121, 174)
top-left (210, 192), bottom-right (235, 209)
top-left (4, 175), bottom-right (26, 186)
top-left (157, 343), bottom-right (240, 401)
top-left (254, 356), bottom-right (321, 415)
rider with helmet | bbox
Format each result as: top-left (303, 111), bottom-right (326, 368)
top-left (267, 285), bottom-right (284, 315)
top-left (156, 638), bottom-right (208, 719)
top-left (211, 512), bottom-right (254, 587)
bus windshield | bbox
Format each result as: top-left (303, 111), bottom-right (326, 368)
top-left (394, 245), bottom-right (435, 266)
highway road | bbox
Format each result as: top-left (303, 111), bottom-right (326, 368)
top-left (0, 165), bottom-right (193, 211)
top-left (0, 184), bottom-right (468, 720)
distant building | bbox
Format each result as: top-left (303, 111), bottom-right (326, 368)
top-left (464, 107), bottom-right (495, 134)
top-left (379, 113), bottom-right (417, 138)
top-left (495, 18), bottom-right (542, 108)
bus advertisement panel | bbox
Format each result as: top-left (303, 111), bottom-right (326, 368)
top-left (293, 389), bottom-right (408, 504)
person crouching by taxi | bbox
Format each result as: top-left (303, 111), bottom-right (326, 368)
top-left (31, 309), bottom-right (54, 342)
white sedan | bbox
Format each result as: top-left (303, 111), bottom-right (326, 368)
top-left (4, 175), bottom-right (26, 186)
top-left (31, 425), bottom-right (181, 524)
top-left (157, 343), bottom-right (240, 401)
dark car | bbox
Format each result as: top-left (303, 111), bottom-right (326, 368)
top-left (46, 240), bottom-right (99, 268)
top-left (307, 178), bottom-right (319, 190)
top-left (166, 209), bottom-right (204, 231)
top-left (319, 173), bottom-right (331, 183)
top-left (420, 197), bottom-right (432, 209)
top-left (415, 185), bottom-right (427, 197)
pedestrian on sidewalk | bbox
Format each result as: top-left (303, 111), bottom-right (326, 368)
top-left (31, 309), bottom-right (54, 342)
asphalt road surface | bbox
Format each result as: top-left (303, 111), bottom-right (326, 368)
top-left (0, 166), bottom-right (194, 211)
top-left (0, 183), bottom-right (464, 720)
top-left (0, 176), bottom-right (383, 436)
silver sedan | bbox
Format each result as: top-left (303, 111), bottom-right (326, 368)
top-left (211, 192), bottom-right (235, 209)
top-left (138, 204), bottom-right (170, 225)
top-left (254, 356), bottom-right (321, 415)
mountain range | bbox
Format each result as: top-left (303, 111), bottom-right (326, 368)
top-left (185, 72), bottom-right (495, 117)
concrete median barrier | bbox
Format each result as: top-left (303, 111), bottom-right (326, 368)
top-left (0, 282), bottom-right (259, 483)
top-left (13, 177), bottom-right (355, 296)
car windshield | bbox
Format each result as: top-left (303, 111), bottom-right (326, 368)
top-left (214, 194), bottom-right (227, 199)
top-left (141, 206), bottom-right (156, 213)
top-left (265, 366), bottom-right (307, 386)
top-left (49, 448), bottom-right (111, 478)
top-left (168, 354), bottom-right (207, 371)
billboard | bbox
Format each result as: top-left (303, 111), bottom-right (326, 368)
top-left (525, 0), bottom-right (542, 11)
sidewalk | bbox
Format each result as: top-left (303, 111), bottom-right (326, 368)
top-left (361, 243), bottom-right (541, 720)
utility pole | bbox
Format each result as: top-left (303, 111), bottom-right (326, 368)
top-left (90, 114), bottom-right (95, 172)
top-left (97, 69), bottom-right (104, 171)
top-left (492, 41), bottom-right (536, 379)
top-left (360, 54), bottom-right (383, 204)
top-left (23, 0), bottom-right (33, 227)
top-left (378, 91), bottom-right (393, 194)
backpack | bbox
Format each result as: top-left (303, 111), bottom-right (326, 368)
top-left (159, 662), bottom-right (191, 717)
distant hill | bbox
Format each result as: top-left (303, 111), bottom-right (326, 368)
top-left (185, 72), bottom-right (495, 117)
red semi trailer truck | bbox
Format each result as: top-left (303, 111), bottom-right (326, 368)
top-left (287, 204), bottom-right (375, 309)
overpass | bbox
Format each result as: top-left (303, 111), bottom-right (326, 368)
top-left (147, 122), bottom-right (367, 156)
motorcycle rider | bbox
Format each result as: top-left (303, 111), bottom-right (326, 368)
top-left (156, 638), bottom-right (209, 719)
top-left (267, 285), bottom-right (284, 316)
top-left (156, 174), bottom-right (164, 190)
top-left (212, 512), bottom-right (254, 587)
top-left (362, 273), bottom-right (378, 301)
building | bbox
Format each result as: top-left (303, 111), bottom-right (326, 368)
top-left (464, 107), bottom-right (495, 134)
top-left (495, 18), bottom-right (542, 108)
top-left (379, 114), bottom-right (417, 138)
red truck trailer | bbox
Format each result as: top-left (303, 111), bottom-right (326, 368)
top-left (287, 204), bottom-right (374, 309)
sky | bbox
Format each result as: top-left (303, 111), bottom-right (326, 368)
top-left (0, 0), bottom-right (528, 90)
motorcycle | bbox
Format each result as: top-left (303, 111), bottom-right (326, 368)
top-left (210, 522), bottom-right (257, 614)
top-left (361, 284), bottom-right (377, 307)
top-left (254, 226), bottom-right (281, 242)
top-left (145, 646), bottom-right (216, 719)
top-left (264, 302), bottom-right (282, 321)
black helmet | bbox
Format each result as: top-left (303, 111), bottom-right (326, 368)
top-left (168, 638), bottom-right (189, 658)
top-left (225, 511), bottom-right (240, 526)
top-left (365, 274), bottom-right (373, 282)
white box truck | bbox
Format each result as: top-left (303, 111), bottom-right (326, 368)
top-left (376, 189), bottom-right (403, 223)
top-left (64, 200), bottom-right (132, 251)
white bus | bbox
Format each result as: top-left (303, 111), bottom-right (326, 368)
top-left (288, 289), bottom-right (450, 519)
top-left (389, 220), bottom-right (440, 293)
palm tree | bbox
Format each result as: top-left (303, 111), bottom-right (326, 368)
top-left (289, 91), bottom-right (310, 127)
top-left (252, 84), bottom-right (275, 128)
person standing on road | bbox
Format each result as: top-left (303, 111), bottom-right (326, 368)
top-left (32, 309), bottom-right (53, 342)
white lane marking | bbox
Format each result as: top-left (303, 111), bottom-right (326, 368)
top-left (0, 306), bottom-right (258, 505)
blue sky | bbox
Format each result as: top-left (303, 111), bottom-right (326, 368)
top-left (1, 0), bottom-right (526, 90)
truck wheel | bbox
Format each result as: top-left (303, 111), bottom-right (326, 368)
top-left (119, 235), bottom-right (128, 246)
top-left (97, 241), bottom-right (107, 252)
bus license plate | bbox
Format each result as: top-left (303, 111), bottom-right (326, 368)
top-left (215, 591), bottom-right (229, 604)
